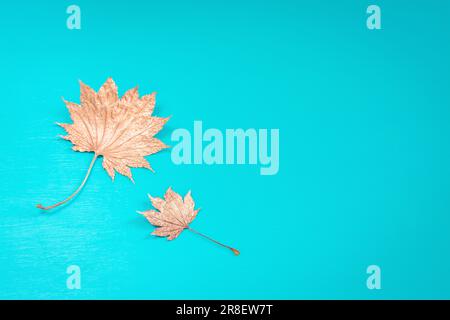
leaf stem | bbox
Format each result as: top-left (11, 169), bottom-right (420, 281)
top-left (188, 227), bottom-right (240, 255)
top-left (36, 153), bottom-right (98, 211)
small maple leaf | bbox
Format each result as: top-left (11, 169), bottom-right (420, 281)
top-left (37, 78), bottom-right (169, 210)
top-left (139, 187), bottom-right (240, 255)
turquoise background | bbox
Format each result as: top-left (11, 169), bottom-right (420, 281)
top-left (1, 0), bottom-right (450, 299)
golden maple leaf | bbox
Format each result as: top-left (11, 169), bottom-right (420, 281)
top-left (139, 187), bottom-right (240, 255)
top-left (37, 78), bottom-right (169, 210)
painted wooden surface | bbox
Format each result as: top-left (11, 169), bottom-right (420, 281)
top-left (1, 1), bottom-right (450, 299)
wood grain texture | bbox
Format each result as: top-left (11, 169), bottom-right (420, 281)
top-left (2, 0), bottom-right (450, 300)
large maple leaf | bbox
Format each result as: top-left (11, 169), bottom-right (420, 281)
top-left (37, 78), bottom-right (169, 210)
top-left (139, 187), bottom-right (240, 255)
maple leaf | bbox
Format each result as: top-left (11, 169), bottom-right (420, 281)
top-left (139, 187), bottom-right (240, 255)
top-left (37, 78), bottom-right (169, 210)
